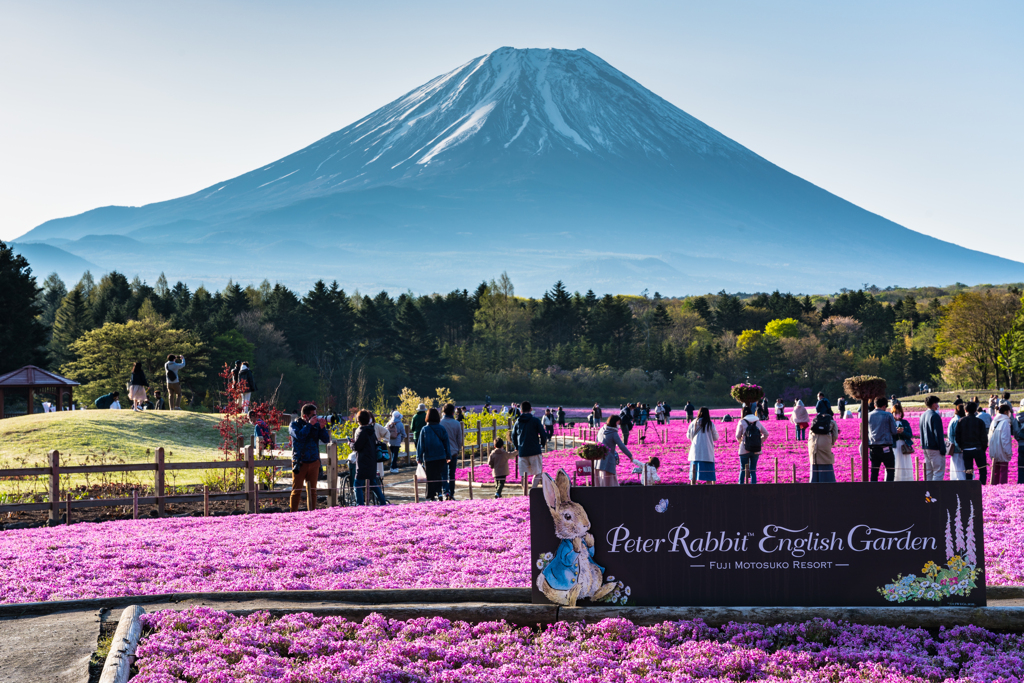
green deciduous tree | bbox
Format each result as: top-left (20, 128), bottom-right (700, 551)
top-left (764, 318), bottom-right (800, 338)
top-left (61, 319), bottom-right (207, 403)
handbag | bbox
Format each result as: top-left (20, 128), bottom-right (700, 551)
top-left (415, 463), bottom-right (427, 481)
top-left (377, 443), bottom-right (391, 463)
top-left (901, 440), bottom-right (914, 455)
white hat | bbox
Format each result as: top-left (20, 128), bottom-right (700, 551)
top-left (417, 403), bottom-right (426, 411)
top-left (392, 410), bottom-right (403, 420)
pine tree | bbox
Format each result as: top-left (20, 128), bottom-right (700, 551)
top-left (49, 286), bottom-right (91, 367)
top-left (0, 241), bottom-right (47, 373)
top-left (394, 297), bottom-right (443, 384)
top-left (36, 272), bottom-right (67, 337)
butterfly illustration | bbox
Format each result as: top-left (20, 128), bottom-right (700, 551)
top-left (655, 499), bottom-right (669, 513)
top-left (924, 491), bottom-right (937, 503)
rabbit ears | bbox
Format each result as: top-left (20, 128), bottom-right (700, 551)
top-left (542, 469), bottom-right (572, 509)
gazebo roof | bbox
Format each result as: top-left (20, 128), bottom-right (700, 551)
top-left (0, 365), bottom-right (80, 388)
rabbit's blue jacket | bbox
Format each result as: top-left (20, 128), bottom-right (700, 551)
top-left (543, 538), bottom-right (604, 591)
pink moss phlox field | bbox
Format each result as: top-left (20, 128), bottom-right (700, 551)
top-left (1, 487), bottom-right (1023, 603)
top-left (132, 607), bottom-right (1024, 683)
top-left (459, 412), bottom-right (971, 485)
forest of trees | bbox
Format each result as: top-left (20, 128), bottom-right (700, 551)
top-left (3, 240), bottom-right (1024, 412)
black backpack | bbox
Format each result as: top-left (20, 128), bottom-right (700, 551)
top-left (167, 367), bottom-right (177, 382)
top-left (811, 414), bottom-right (832, 435)
top-left (742, 420), bottom-right (762, 453)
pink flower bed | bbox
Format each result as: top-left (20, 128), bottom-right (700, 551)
top-left (459, 412), bottom-right (972, 485)
top-left (133, 607), bottom-right (1024, 682)
top-left (1, 487), bottom-right (1023, 604)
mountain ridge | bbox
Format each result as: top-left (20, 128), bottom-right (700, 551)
top-left (15, 46), bottom-right (1024, 295)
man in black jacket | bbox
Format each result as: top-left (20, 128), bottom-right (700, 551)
top-left (919, 396), bottom-right (947, 480)
top-left (955, 402), bottom-right (989, 483)
top-left (511, 401), bottom-right (548, 488)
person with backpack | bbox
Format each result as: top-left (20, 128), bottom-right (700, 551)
top-left (790, 400), bottom-right (810, 440)
top-left (487, 437), bottom-right (518, 498)
top-left (955, 402), bottom-right (988, 483)
top-left (595, 415), bottom-right (635, 487)
top-left (94, 391), bottom-right (119, 410)
top-left (814, 392), bottom-right (832, 417)
top-left (988, 404), bottom-right (1013, 485)
top-left (919, 395), bottom-right (947, 481)
top-left (683, 401), bottom-right (695, 423)
top-left (736, 405), bottom-right (769, 484)
top-left (249, 410), bottom-right (275, 452)
top-left (416, 408), bottom-right (451, 502)
top-left (511, 401), bottom-right (548, 488)
top-left (289, 404), bottom-right (330, 512)
top-left (385, 410), bottom-right (407, 473)
top-left (127, 361), bottom-right (149, 411)
top-left (236, 362), bottom-right (257, 409)
top-left (808, 411), bottom-right (839, 482)
top-left (687, 406), bottom-right (718, 484)
top-left (164, 354), bottom-right (185, 410)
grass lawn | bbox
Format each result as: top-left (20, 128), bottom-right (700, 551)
top-left (0, 410), bottom-right (286, 495)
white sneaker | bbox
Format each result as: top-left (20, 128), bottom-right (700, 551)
top-left (390, 468), bottom-right (399, 474)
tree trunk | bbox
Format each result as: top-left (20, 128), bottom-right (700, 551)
top-left (860, 398), bottom-right (869, 482)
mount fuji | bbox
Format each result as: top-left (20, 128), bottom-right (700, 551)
top-left (15, 47), bottom-right (1024, 294)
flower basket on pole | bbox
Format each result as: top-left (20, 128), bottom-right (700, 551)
top-left (575, 441), bottom-right (608, 487)
top-left (844, 375), bottom-right (887, 482)
top-left (730, 383), bottom-right (764, 410)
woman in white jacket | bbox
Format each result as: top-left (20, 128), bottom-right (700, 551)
top-left (790, 400), bottom-right (810, 441)
top-left (687, 406), bottom-right (718, 483)
top-left (989, 405), bottom-right (1014, 485)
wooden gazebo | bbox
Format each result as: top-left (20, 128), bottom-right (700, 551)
top-left (0, 366), bottom-right (79, 419)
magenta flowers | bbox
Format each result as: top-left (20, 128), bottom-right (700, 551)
top-left (131, 607), bottom-right (1024, 682)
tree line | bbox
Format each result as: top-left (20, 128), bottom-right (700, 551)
top-left (3, 240), bottom-right (1024, 410)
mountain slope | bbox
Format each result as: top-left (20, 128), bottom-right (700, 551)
top-left (16, 47), bottom-right (1024, 294)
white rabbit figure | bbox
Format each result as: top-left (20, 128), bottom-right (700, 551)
top-left (536, 469), bottom-right (618, 607)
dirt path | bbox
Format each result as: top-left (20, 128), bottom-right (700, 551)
top-left (0, 610), bottom-right (101, 683)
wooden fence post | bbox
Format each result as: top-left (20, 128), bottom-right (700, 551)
top-left (155, 447), bottom-right (165, 517)
top-left (850, 456), bottom-right (855, 483)
top-left (492, 419), bottom-right (498, 452)
top-left (774, 457), bottom-right (779, 484)
top-left (203, 485), bottom-right (209, 517)
top-left (244, 445), bottom-right (255, 513)
top-left (522, 474), bottom-right (527, 496)
top-left (476, 426), bottom-right (482, 465)
top-left (133, 488), bottom-right (139, 520)
top-left (468, 466), bottom-right (474, 500)
top-left (413, 470), bottom-right (420, 503)
top-left (404, 437), bottom-right (411, 466)
top-left (792, 463), bottom-right (796, 483)
top-left (48, 450), bottom-right (60, 524)
top-left (327, 443), bottom-right (338, 508)
top-left (65, 493), bottom-right (71, 525)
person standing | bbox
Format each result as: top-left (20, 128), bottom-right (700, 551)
top-left (440, 403), bottom-right (465, 500)
top-left (736, 405), bottom-right (769, 484)
top-left (385, 410), bottom-right (407, 474)
top-left (814, 392), bottom-right (832, 416)
top-left (868, 397), bottom-right (900, 482)
top-left (919, 396), bottom-right (947, 481)
top-left (808, 411), bottom-right (839, 482)
top-left (410, 403), bottom-right (427, 445)
top-left (595, 415), bottom-right (635, 487)
top-left (352, 410), bottom-right (386, 505)
top-left (416, 408), bottom-right (450, 502)
top-left (511, 401), bottom-right (548, 488)
top-left (487, 437), bottom-right (517, 498)
top-left (557, 406), bottom-right (566, 429)
top-left (237, 362), bottom-right (257, 409)
top-left (127, 361), bottom-right (149, 412)
top-left (837, 396), bottom-right (847, 418)
top-left (774, 398), bottom-right (785, 421)
top-left (164, 354), bottom-right (185, 410)
top-left (948, 403), bottom-right (967, 480)
top-left (541, 409), bottom-right (555, 440)
top-left (988, 404), bottom-right (1013, 485)
top-left (619, 403), bottom-right (635, 444)
top-left (289, 404), bottom-right (329, 513)
top-left (955, 402), bottom-right (988, 483)
top-left (687, 406), bottom-right (717, 484)
top-left (593, 404), bottom-right (602, 424)
top-left (891, 404), bottom-right (915, 481)
top-left (791, 400), bottom-right (810, 440)
top-left (655, 402), bottom-right (665, 425)
top-left (683, 401), bottom-right (695, 423)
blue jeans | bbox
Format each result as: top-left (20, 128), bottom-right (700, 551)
top-left (355, 477), bottom-right (386, 505)
top-left (739, 453), bottom-right (760, 484)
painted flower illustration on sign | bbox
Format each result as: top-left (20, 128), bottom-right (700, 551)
top-left (878, 495), bottom-right (980, 603)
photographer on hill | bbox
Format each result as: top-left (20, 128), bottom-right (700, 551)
top-left (164, 354), bottom-right (186, 410)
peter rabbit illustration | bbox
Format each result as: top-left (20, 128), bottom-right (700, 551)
top-left (536, 469), bottom-right (618, 607)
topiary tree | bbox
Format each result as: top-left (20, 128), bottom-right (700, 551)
top-left (731, 383), bottom-right (764, 409)
top-left (844, 375), bottom-right (887, 481)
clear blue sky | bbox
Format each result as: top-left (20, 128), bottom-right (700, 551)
top-left (2, 0), bottom-right (1021, 261)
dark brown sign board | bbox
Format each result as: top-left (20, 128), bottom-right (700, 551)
top-left (529, 476), bottom-right (985, 607)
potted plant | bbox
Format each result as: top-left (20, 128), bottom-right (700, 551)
top-left (575, 441), bottom-right (609, 461)
top-left (844, 375), bottom-right (887, 481)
